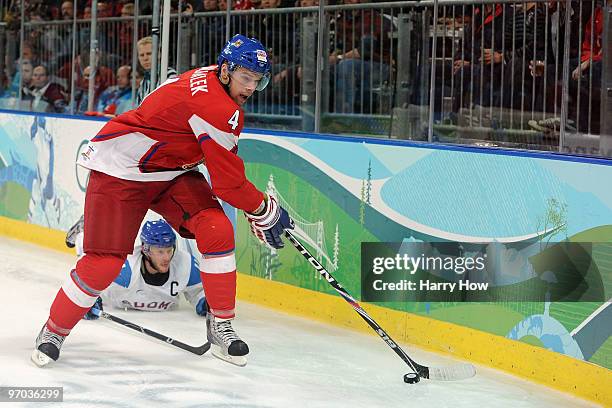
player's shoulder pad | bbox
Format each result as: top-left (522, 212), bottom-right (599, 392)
top-left (187, 68), bottom-right (244, 136)
top-left (114, 260), bottom-right (132, 288)
top-left (170, 249), bottom-right (197, 284)
top-left (186, 254), bottom-right (201, 286)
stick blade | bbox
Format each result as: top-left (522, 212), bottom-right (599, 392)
top-left (191, 342), bottom-right (212, 356)
top-left (426, 363), bottom-right (476, 381)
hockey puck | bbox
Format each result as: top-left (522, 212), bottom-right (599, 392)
top-left (403, 373), bottom-right (420, 384)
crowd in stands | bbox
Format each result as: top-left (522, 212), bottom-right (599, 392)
top-left (453, 0), bottom-right (612, 133)
top-left (448, 0), bottom-right (606, 134)
top-left (0, 0), bottom-right (606, 136)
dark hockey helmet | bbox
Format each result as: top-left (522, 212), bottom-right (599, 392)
top-left (140, 219), bottom-right (176, 253)
top-left (217, 34), bottom-right (271, 91)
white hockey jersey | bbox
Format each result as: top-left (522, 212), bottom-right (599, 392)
top-left (103, 245), bottom-right (205, 312)
top-left (75, 232), bottom-right (204, 312)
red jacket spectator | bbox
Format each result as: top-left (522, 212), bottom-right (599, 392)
top-left (234, 0), bottom-right (255, 9)
top-left (334, 5), bottom-right (393, 62)
top-left (580, 6), bottom-right (603, 63)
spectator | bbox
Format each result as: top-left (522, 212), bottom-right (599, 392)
top-left (257, 0), bottom-right (294, 65)
top-left (115, 0), bottom-right (135, 16)
top-left (235, 0), bottom-right (255, 10)
top-left (498, 2), bottom-right (547, 110)
top-left (171, 0), bottom-right (195, 13)
top-left (57, 50), bottom-right (82, 90)
top-left (77, 2), bottom-right (116, 57)
top-left (27, 3), bottom-right (57, 66)
top-left (15, 60), bottom-right (34, 110)
top-left (20, 42), bottom-right (40, 68)
top-left (25, 65), bottom-right (68, 113)
top-left (215, 0), bottom-right (252, 36)
top-left (138, 0), bottom-right (153, 14)
top-left (572, 1), bottom-right (603, 82)
top-left (58, 48), bottom-right (116, 91)
top-left (7, 42), bottom-right (39, 97)
top-left (531, 0), bottom-right (606, 134)
top-left (98, 1), bottom-right (116, 54)
top-left (0, 60), bottom-right (34, 109)
top-left (27, 3), bottom-right (53, 22)
top-left (247, 0), bottom-right (294, 113)
top-left (452, 4), bottom-right (504, 112)
top-left (135, 36), bottom-right (177, 105)
top-left (63, 48), bottom-right (115, 113)
top-left (45, 1), bottom-right (77, 73)
top-left (118, 2), bottom-right (145, 64)
top-left (21, 60), bottom-right (34, 89)
top-left (14, 60), bottom-right (35, 96)
top-left (197, 1), bottom-right (225, 65)
top-left (269, 0), bottom-right (319, 114)
top-left (568, 0), bottom-right (605, 133)
top-left (87, 63), bottom-right (115, 107)
top-left (97, 1), bottom-right (114, 17)
top-left (60, 1), bottom-right (74, 20)
top-left (202, 0), bottom-right (218, 10)
top-left (332, 0), bottom-right (393, 114)
top-left (121, 2), bottom-right (135, 16)
top-left (96, 65), bottom-right (134, 116)
top-left (73, 65), bottom-right (95, 113)
top-left (529, 1), bottom-right (582, 116)
top-left (238, 0), bottom-right (255, 9)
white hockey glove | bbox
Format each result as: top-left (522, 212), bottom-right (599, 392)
top-left (245, 194), bottom-right (294, 249)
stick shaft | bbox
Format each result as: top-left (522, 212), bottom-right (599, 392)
top-left (97, 310), bottom-right (210, 355)
top-left (284, 231), bottom-right (426, 377)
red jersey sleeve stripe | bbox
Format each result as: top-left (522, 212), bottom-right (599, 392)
top-left (188, 114), bottom-right (236, 151)
top-left (197, 133), bottom-right (211, 145)
top-left (92, 130), bottom-right (132, 141)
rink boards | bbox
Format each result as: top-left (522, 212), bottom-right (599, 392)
top-left (0, 110), bottom-right (609, 405)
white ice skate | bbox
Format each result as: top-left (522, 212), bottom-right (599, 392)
top-left (31, 325), bottom-right (66, 367)
top-left (207, 314), bottom-right (249, 367)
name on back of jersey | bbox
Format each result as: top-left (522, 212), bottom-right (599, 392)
top-left (190, 67), bottom-right (213, 96)
top-left (120, 299), bottom-right (177, 311)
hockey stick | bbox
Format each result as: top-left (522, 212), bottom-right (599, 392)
top-left (285, 230), bottom-right (476, 382)
top-left (93, 309), bottom-right (211, 355)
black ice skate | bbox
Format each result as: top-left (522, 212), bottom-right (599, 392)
top-left (65, 215), bottom-right (84, 248)
top-left (31, 325), bottom-right (66, 367)
top-left (207, 314), bottom-right (249, 367)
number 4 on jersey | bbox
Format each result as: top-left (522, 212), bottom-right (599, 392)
top-left (228, 110), bottom-right (240, 130)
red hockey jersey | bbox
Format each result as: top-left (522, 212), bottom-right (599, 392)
top-left (78, 66), bottom-right (264, 213)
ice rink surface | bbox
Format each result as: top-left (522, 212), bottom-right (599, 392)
top-left (0, 237), bottom-right (598, 408)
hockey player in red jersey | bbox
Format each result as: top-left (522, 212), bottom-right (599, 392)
top-left (32, 34), bottom-right (294, 368)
